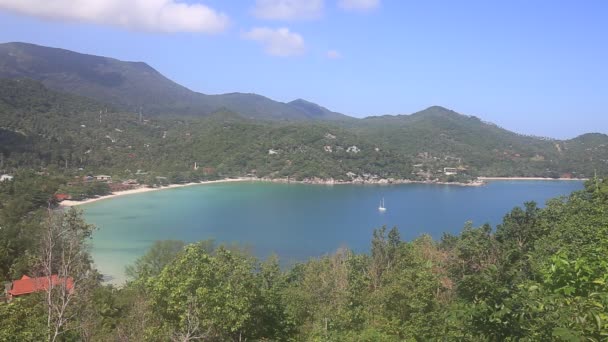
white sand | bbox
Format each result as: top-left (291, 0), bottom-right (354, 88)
top-left (60, 176), bottom-right (585, 208)
top-left (60, 178), bottom-right (255, 207)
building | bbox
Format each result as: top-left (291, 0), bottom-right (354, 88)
top-left (54, 193), bottom-right (71, 202)
top-left (0, 174), bottom-right (13, 182)
top-left (444, 167), bottom-right (458, 176)
top-left (94, 175), bottom-right (112, 182)
top-left (4, 275), bottom-right (74, 302)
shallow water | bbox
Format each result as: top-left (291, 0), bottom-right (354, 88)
top-left (82, 180), bottom-right (584, 283)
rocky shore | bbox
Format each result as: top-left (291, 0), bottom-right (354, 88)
top-left (259, 176), bottom-right (486, 187)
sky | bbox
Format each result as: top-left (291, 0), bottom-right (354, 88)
top-left (0, 0), bottom-right (606, 139)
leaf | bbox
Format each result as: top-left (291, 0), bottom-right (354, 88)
top-left (552, 327), bottom-right (581, 341)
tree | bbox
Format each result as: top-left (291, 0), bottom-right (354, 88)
top-left (125, 240), bottom-right (187, 281)
top-left (149, 243), bottom-right (260, 341)
top-left (0, 296), bottom-right (47, 341)
top-left (369, 226), bottom-right (401, 290)
top-left (38, 207), bottom-right (97, 342)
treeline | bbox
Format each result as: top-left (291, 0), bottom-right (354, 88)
top-left (1, 173), bottom-right (607, 340)
top-left (3, 79), bottom-right (607, 182)
top-left (0, 79), bottom-right (412, 181)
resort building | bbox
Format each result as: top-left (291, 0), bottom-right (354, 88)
top-left (54, 193), bottom-right (71, 202)
top-left (4, 275), bottom-right (74, 302)
top-left (94, 175), bottom-right (112, 182)
top-left (444, 167), bottom-right (458, 176)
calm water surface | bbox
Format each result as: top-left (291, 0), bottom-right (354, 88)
top-left (83, 180), bottom-right (584, 283)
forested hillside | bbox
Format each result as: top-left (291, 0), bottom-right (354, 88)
top-left (2, 78), bottom-right (606, 182)
top-left (0, 42), bottom-right (351, 121)
top-left (1, 42), bottom-right (606, 181)
top-left (0, 79), bottom-right (412, 182)
top-left (1, 169), bottom-right (607, 340)
top-left (355, 106), bottom-right (608, 177)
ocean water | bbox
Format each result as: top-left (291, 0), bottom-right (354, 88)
top-left (82, 180), bottom-right (584, 283)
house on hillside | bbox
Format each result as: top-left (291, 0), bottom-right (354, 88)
top-left (54, 193), bottom-right (71, 202)
top-left (4, 275), bottom-right (74, 302)
top-left (444, 167), bottom-right (458, 176)
top-left (0, 174), bottom-right (13, 182)
top-left (94, 175), bottom-right (112, 182)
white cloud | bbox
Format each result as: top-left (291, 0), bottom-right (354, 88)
top-left (252, 0), bottom-right (324, 20)
top-left (338, 0), bottom-right (380, 11)
top-left (0, 0), bottom-right (230, 33)
top-left (243, 27), bottom-right (305, 57)
top-left (326, 50), bottom-right (341, 59)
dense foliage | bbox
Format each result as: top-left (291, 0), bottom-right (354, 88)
top-left (0, 42), bottom-right (350, 121)
top-left (354, 106), bottom-right (608, 178)
top-left (1, 171), bottom-right (608, 340)
top-left (1, 45), bottom-right (608, 340)
top-left (2, 79), bottom-right (607, 183)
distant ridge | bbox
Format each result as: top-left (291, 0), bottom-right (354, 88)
top-left (1, 77), bottom-right (607, 179)
top-left (0, 42), bottom-right (351, 121)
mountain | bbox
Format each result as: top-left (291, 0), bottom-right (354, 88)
top-left (1, 78), bottom-right (606, 181)
top-left (287, 99), bottom-right (349, 121)
top-left (0, 42), bottom-right (351, 121)
top-left (0, 78), bottom-right (409, 180)
top-left (0, 42), bottom-right (606, 179)
top-left (355, 106), bottom-right (607, 177)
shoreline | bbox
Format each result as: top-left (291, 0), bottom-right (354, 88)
top-left (59, 178), bottom-right (255, 207)
top-left (478, 177), bottom-right (588, 181)
top-left (262, 177), bottom-right (485, 187)
top-left (60, 176), bottom-right (586, 207)
top-left (59, 177), bottom-right (483, 207)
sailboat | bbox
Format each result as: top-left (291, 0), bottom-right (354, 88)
top-left (378, 197), bottom-right (387, 212)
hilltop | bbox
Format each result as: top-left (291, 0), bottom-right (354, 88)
top-left (1, 78), bottom-right (607, 182)
top-left (0, 42), bottom-right (606, 181)
top-left (0, 42), bottom-right (351, 121)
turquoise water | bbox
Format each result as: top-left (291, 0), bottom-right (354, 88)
top-left (83, 181), bottom-right (584, 283)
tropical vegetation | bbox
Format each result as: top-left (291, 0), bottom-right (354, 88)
top-left (1, 171), bottom-right (607, 341)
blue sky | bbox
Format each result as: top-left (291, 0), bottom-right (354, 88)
top-left (0, 0), bottom-right (606, 138)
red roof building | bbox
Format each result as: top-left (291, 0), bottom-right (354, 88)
top-left (6, 275), bottom-right (74, 300)
top-left (54, 193), bottom-right (71, 202)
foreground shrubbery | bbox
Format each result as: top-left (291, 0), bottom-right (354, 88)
top-left (1, 178), bottom-right (607, 341)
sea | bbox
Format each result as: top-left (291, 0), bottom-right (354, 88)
top-left (82, 180), bottom-right (584, 283)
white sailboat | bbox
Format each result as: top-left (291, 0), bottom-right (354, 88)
top-left (378, 197), bottom-right (387, 212)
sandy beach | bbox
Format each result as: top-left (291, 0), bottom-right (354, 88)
top-left (478, 177), bottom-right (588, 181)
top-left (60, 178), bottom-right (255, 207)
top-left (60, 176), bottom-right (585, 208)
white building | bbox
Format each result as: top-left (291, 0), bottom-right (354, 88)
top-left (0, 174), bottom-right (13, 182)
top-left (95, 175), bottom-right (112, 181)
top-left (443, 168), bottom-right (458, 176)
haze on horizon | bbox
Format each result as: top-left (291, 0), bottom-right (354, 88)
top-left (0, 0), bottom-right (606, 139)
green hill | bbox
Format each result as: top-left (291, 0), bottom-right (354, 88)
top-left (354, 106), bottom-right (607, 177)
top-left (0, 78), bottom-right (410, 181)
top-left (0, 42), bottom-right (351, 121)
top-left (1, 79), bottom-right (606, 181)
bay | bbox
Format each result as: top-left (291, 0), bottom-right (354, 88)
top-left (83, 180), bottom-right (584, 283)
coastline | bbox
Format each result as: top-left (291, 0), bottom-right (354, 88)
top-left (61, 176), bottom-right (586, 207)
top-left (478, 177), bottom-right (588, 181)
top-left (59, 178), bottom-right (255, 207)
top-left (262, 177), bottom-right (485, 187)
top-left (60, 177), bottom-right (485, 207)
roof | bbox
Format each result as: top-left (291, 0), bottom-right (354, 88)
top-left (54, 193), bottom-right (71, 201)
top-left (0, 174), bottom-right (13, 181)
top-left (8, 275), bottom-right (74, 296)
